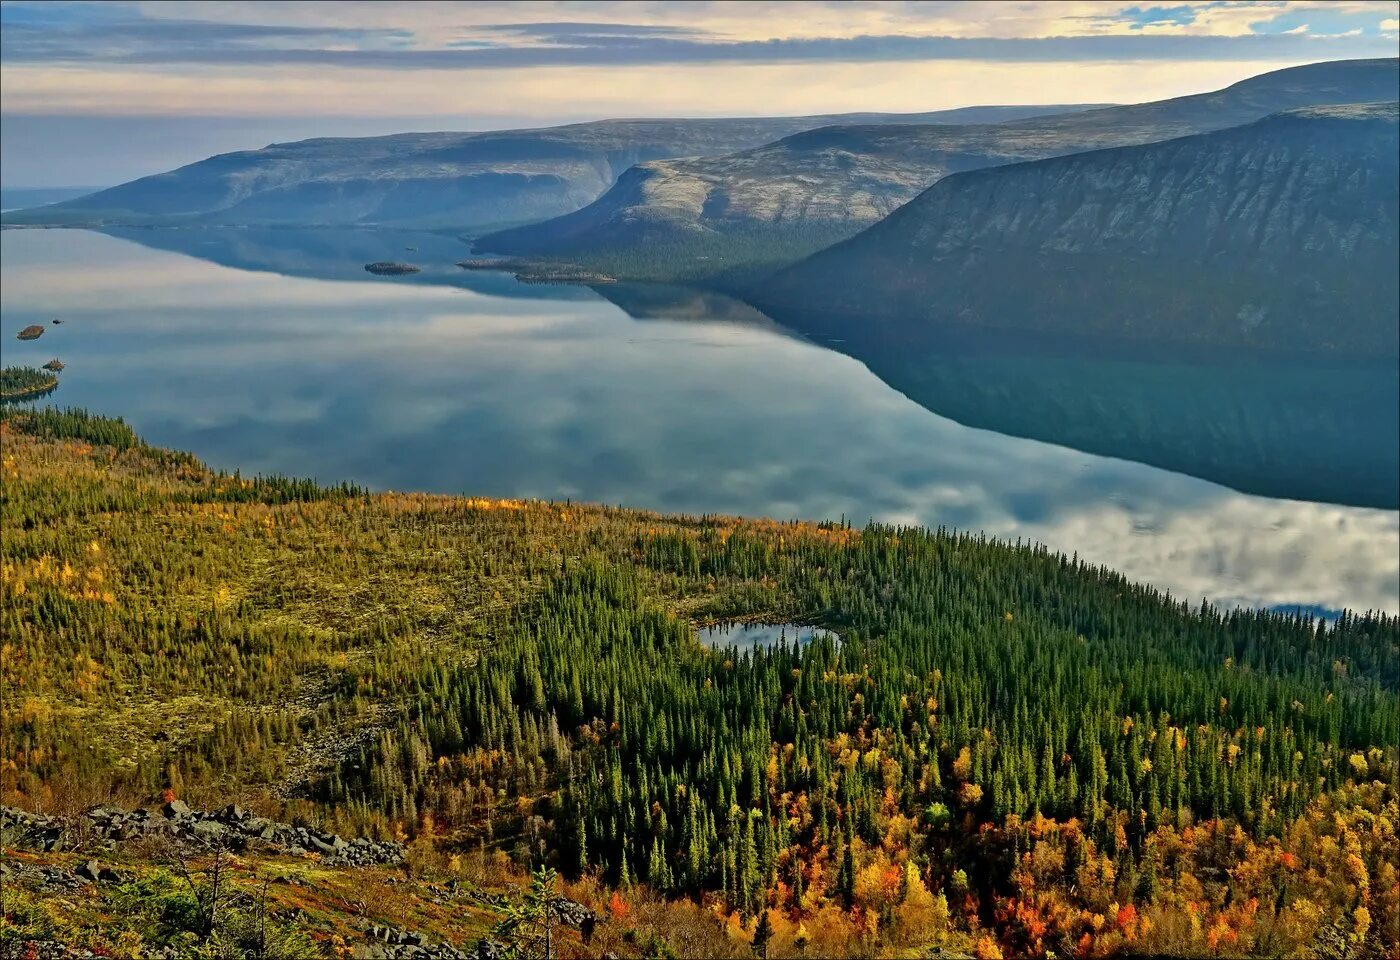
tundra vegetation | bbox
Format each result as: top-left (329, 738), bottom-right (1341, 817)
top-left (1, 407), bottom-right (1396, 958)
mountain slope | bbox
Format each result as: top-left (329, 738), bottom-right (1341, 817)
top-left (3, 408), bottom-right (1398, 958)
top-left (0, 105), bottom-right (1100, 232)
top-left (756, 102), bottom-right (1400, 357)
top-left (477, 58), bottom-right (1399, 283)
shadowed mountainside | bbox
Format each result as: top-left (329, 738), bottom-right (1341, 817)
top-left (756, 102), bottom-right (1399, 358)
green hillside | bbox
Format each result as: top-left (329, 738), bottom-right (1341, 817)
top-left (2, 408), bottom-right (1396, 958)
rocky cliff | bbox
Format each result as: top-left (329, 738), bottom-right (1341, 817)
top-left (0, 106), bottom-right (1099, 232)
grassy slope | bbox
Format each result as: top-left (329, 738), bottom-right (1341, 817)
top-left (0, 413), bottom-right (766, 958)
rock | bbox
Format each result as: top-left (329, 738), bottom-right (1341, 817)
top-left (2, 802), bottom-right (403, 867)
top-left (192, 820), bottom-right (229, 840)
top-left (161, 799), bottom-right (193, 819)
top-left (71, 860), bottom-right (121, 885)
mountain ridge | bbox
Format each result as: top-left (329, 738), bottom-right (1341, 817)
top-left (754, 101), bottom-right (1400, 357)
top-left (0, 105), bottom-right (1105, 232)
top-left (477, 58), bottom-right (1400, 283)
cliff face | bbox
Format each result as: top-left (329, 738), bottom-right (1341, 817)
top-left (478, 59), bottom-right (1400, 279)
top-left (757, 103), bottom-right (1400, 357)
top-left (0, 106), bottom-right (1099, 232)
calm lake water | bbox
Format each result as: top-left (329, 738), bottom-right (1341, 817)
top-left (3, 227), bottom-right (1396, 615)
top-left (699, 624), bottom-right (837, 653)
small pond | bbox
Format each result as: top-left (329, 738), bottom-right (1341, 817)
top-left (698, 623), bottom-right (836, 653)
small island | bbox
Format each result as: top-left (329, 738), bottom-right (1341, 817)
top-left (42, 358), bottom-right (65, 372)
top-left (0, 365), bottom-right (59, 401)
top-left (16, 324), bottom-right (45, 341)
top-left (364, 261), bottom-right (420, 276)
top-left (456, 258), bottom-right (616, 284)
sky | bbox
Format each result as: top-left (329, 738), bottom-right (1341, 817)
top-left (2, 0), bottom-right (1397, 186)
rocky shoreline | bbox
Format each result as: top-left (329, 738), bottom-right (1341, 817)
top-left (456, 258), bottom-right (615, 284)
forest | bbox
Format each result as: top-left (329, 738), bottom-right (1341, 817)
top-left (0, 366), bottom-right (59, 402)
top-left (1, 407), bottom-right (1396, 958)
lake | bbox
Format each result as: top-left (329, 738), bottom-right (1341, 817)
top-left (3, 226), bottom-right (1396, 615)
top-left (699, 623), bottom-right (837, 653)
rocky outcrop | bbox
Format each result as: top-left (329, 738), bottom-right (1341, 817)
top-left (348, 891), bottom-right (598, 960)
top-left (478, 58), bottom-right (1399, 282)
top-left (757, 103), bottom-right (1400, 357)
top-left (1, 803), bottom-right (405, 866)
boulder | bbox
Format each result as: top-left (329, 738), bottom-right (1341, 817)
top-left (161, 799), bottom-right (193, 819)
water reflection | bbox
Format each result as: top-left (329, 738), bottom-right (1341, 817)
top-left (97, 226), bottom-right (1398, 509)
top-left (2, 227), bottom-right (1395, 614)
top-left (97, 225), bottom-right (593, 302)
top-left (754, 320), bottom-right (1399, 511)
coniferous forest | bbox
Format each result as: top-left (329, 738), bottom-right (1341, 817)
top-left (1, 408), bottom-right (1396, 958)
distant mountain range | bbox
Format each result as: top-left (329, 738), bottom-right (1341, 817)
top-left (757, 101), bottom-right (1399, 357)
top-left (6, 58), bottom-right (1396, 359)
top-left (477, 58), bottom-right (1400, 284)
top-left (0, 105), bottom-right (1101, 232)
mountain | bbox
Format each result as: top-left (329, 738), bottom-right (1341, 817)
top-left (0, 105), bottom-right (1100, 232)
top-left (477, 58), bottom-right (1400, 284)
top-left (757, 102), bottom-right (1399, 357)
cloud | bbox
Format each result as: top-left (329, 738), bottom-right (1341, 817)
top-left (0, 58), bottom-right (1316, 119)
top-left (0, 3), bottom-right (415, 61)
top-left (475, 21), bottom-right (713, 42)
top-left (0, 0), bottom-right (1394, 174)
top-left (2, 1), bottom-right (1397, 68)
